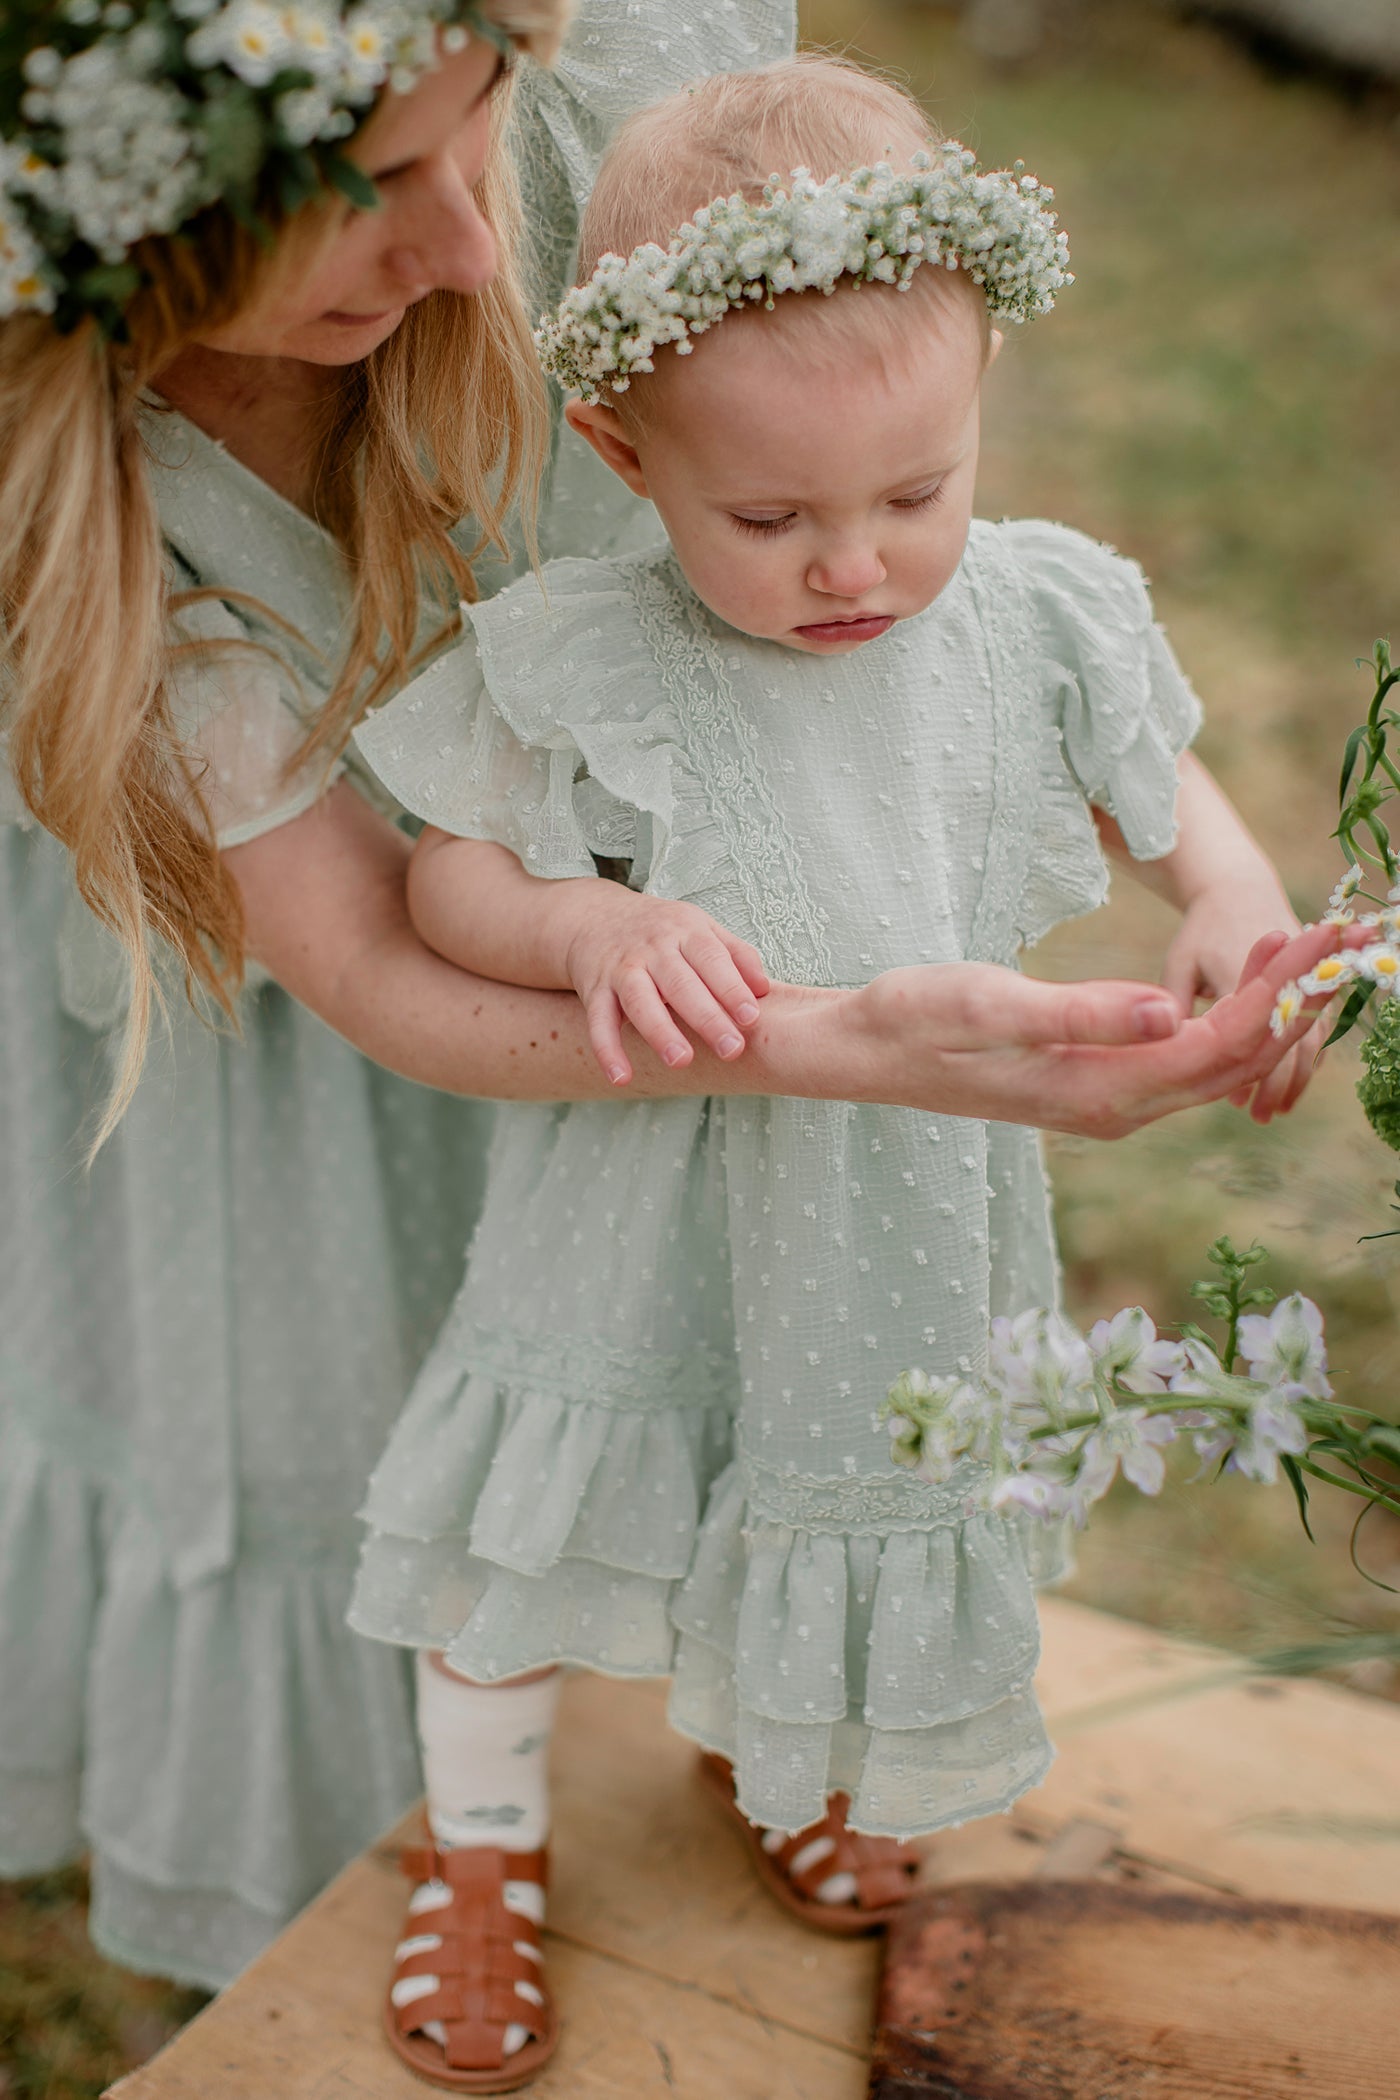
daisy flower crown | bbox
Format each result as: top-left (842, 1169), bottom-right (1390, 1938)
top-left (0, 0), bottom-right (518, 336)
top-left (536, 144), bottom-right (1073, 404)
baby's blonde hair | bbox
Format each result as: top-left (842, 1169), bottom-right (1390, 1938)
top-left (577, 54), bottom-right (988, 417)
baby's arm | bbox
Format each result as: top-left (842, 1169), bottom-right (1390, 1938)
top-left (407, 827), bottom-right (770, 1086)
top-left (1096, 751), bottom-right (1315, 1118)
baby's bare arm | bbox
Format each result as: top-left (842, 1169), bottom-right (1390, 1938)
top-left (1096, 751), bottom-right (1316, 1120)
top-left (407, 825), bottom-right (770, 1082)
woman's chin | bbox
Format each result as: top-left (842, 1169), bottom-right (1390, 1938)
top-left (292, 307), bottom-right (411, 361)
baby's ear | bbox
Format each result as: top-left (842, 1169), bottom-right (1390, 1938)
top-left (987, 327), bottom-right (1005, 367)
top-left (564, 398), bottom-right (650, 498)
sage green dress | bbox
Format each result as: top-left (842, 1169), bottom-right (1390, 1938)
top-left (350, 520), bottom-right (1201, 1838)
top-left (0, 0), bottom-right (795, 1989)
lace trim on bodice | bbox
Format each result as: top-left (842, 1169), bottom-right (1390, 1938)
top-left (626, 558), bottom-right (837, 986)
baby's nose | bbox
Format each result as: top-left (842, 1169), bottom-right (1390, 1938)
top-left (806, 543), bottom-right (887, 598)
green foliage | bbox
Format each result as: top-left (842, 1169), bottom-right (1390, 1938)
top-left (1189, 1234), bottom-right (1274, 1370)
top-left (1357, 1000), bottom-right (1400, 1152)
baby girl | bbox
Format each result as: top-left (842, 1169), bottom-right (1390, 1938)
top-left (351, 54), bottom-right (1313, 2091)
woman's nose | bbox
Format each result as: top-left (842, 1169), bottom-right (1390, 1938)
top-left (806, 541), bottom-right (888, 599)
top-left (384, 162), bottom-right (498, 300)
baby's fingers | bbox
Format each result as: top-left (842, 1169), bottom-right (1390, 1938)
top-left (682, 930), bottom-right (765, 1026)
top-left (652, 953), bottom-right (749, 1059)
top-left (586, 988), bottom-right (633, 1087)
top-left (616, 967), bottom-right (697, 1070)
top-left (724, 934), bottom-right (771, 1002)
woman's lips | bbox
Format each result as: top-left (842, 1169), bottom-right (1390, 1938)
top-left (792, 613), bottom-right (895, 645)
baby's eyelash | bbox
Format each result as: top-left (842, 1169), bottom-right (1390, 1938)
top-left (730, 514), bottom-right (795, 537)
top-left (893, 485), bottom-right (945, 513)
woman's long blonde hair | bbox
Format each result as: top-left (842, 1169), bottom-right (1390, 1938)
top-left (0, 0), bottom-right (567, 1144)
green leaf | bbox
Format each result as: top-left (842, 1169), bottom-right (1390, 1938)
top-left (1339, 724), bottom-right (1367, 807)
top-left (1361, 1423), bottom-right (1400, 1466)
top-left (321, 151), bottom-right (380, 212)
top-left (1279, 1454), bottom-right (1315, 1544)
top-left (197, 83), bottom-right (269, 191)
top-left (72, 261), bottom-right (142, 306)
top-left (1324, 982), bottom-right (1372, 1049)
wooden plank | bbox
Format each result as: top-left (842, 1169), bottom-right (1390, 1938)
top-left (1036, 1595), bottom-right (1233, 1726)
top-left (1018, 1670), bottom-right (1400, 1912)
top-left (550, 1673), bottom-right (881, 2052)
top-left (871, 1881), bottom-right (1400, 2100)
top-left (105, 1602), bottom-right (1400, 2097)
top-left (108, 1928), bottom-right (868, 2100)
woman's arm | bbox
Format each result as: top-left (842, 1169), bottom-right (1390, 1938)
top-left (225, 780), bottom-right (1343, 1135)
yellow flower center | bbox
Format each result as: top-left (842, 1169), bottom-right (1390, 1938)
top-left (1376, 955), bottom-right (1398, 976)
top-left (1313, 956), bottom-right (1345, 982)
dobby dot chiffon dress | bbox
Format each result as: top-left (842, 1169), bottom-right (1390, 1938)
top-left (0, 0), bottom-right (795, 1988)
top-left (350, 519), bottom-right (1201, 1837)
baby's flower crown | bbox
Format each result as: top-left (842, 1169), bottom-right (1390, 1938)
top-left (0, 0), bottom-right (517, 336)
top-left (536, 145), bottom-right (1072, 403)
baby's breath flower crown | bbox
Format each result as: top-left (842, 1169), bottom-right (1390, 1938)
top-left (0, 0), bottom-right (515, 336)
top-left (536, 146), bottom-right (1072, 403)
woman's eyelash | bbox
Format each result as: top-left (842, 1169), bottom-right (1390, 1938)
top-left (731, 514), bottom-right (795, 537)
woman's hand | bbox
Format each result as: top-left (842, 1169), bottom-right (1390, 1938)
top-left (828, 920), bottom-right (1349, 1136)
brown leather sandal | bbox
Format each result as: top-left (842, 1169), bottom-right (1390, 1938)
top-left (698, 1751), bottom-right (919, 1935)
top-left (384, 1838), bottom-right (558, 2093)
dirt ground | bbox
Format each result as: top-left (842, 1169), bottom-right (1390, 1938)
top-left (5, 3), bottom-right (1399, 2094)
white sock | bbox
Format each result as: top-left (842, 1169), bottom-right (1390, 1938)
top-left (395, 1657), bottom-right (560, 2061)
top-left (415, 1654), bottom-right (559, 1852)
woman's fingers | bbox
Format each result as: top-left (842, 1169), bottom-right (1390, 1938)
top-left (949, 968), bottom-right (1184, 1051)
top-left (1234, 928), bottom-right (1291, 990)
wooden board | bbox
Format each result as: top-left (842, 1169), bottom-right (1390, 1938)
top-left (870, 1880), bottom-right (1400, 2100)
top-left (104, 1601), bottom-right (1400, 2099)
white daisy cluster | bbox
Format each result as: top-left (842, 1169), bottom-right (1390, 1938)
top-left (0, 0), bottom-right (498, 325)
top-left (536, 146), bottom-right (1073, 403)
top-left (1269, 865), bottom-right (1400, 1038)
top-left (883, 1296), bottom-right (1332, 1527)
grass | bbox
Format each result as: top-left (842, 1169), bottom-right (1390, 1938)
top-left (6, 4), bottom-right (1399, 2090)
top-left (0, 1869), bottom-right (205, 2099)
top-left (799, 0), bottom-right (1400, 1684)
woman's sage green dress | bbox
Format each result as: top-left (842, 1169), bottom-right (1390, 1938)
top-left (0, 0), bottom-right (795, 1990)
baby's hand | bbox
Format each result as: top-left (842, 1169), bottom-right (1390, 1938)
top-left (1162, 877), bottom-right (1322, 1120)
top-left (564, 890), bottom-right (770, 1084)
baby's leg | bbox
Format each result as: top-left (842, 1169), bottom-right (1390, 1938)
top-left (385, 1657), bottom-right (561, 2086)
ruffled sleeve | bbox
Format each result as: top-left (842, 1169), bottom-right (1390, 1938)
top-left (1012, 518), bottom-right (1202, 853)
top-left (352, 566), bottom-right (651, 881)
top-left (996, 519), bottom-right (1203, 946)
top-left (354, 551), bottom-right (733, 916)
top-left (168, 592), bottom-right (343, 850)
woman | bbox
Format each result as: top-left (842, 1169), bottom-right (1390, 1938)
top-left (0, 0), bottom-right (1327, 1998)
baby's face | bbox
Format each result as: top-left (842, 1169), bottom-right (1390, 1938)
top-left (586, 284), bottom-right (989, 654)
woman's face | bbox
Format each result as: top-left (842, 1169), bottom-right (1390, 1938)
top-left (202, 32), bottom-right (506, 365)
